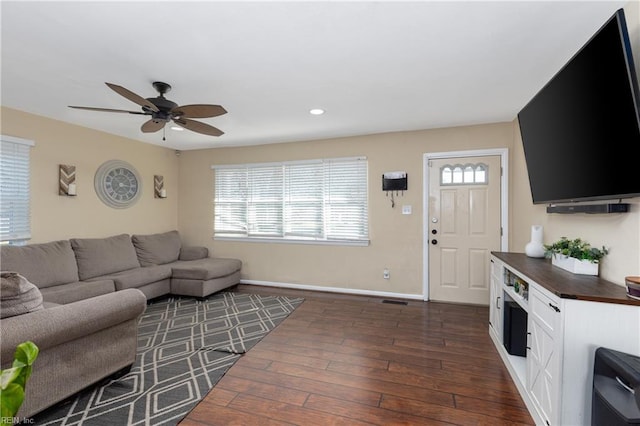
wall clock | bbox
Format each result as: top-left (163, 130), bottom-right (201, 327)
top-left (94, 160), bottom-right (142, 209)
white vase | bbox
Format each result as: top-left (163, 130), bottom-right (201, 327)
top-left (525, 225), bottom-right (545, 258)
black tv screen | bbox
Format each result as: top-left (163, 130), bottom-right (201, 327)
top-left (518, 8), bottom-right (640, 204)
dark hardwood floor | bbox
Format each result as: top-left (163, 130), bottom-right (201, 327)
top-left (180, 285), bottom-right (534, 425)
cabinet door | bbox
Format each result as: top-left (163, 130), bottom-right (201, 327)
top-left (489, 258), bottom-right (502, 339)
top-left (527, 286), bottom-right (562, 426)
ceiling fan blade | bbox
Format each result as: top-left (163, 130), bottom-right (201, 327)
top-left (171, 104), bottom-right (227, 119)
top-left (173, 118), bottom-right (224, 137)
top-left (69, 106), bottom-right (147, 115)
top-left (141, 119), bottom-right (165, 133)
top-left (105, 82), bottom-right (159, 112)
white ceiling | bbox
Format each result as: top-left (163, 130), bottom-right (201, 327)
top-left (1, 1), bottom-right (629, 150)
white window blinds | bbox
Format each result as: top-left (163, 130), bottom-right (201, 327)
top-left (0, 136), bottom-right (34, 243)
top-left (284, 162), bottom-right (324, 239)
top-left (214, 157), bottom-right (368, 243)
top-left (248, 166), bottom-right (283, 237)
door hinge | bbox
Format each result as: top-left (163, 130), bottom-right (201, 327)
top-left (501, 166), bottom-right (503, 177)
top-left (500, 227), bottom-right (503, 236)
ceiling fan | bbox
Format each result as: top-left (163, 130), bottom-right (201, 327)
top-left (69, 81), bottom-right (226, 138)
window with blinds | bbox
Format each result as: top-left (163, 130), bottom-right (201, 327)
top-left (213, 157), bottom-right (368, 245)
top-left (1, 136), bottom-right (34, 244)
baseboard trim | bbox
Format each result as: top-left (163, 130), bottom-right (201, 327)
top-left (240, 279), bottom-right (425, 301)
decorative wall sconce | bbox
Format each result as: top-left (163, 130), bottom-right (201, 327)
top-left (154, 175), bottom-right (167, 198)
top-left (59, 164), bottom-right (77, 196)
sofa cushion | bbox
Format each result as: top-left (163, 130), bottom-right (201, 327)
top-left (179, 246), bottom-right (209, 261)
top-left (71, 234), bottom-right (140, 280)
top-left (132, 231), bottom-right (182, 266)
top-left (0, 240), bottom-right (79, 288)
top-left (170, 258), bottom-right (242, 281)
top-left (1, 272), bottom-right (44, 318)
top-left (38, 280), bottom-right (115, 305)
top-left (89, 264), bottom-right (172, 291)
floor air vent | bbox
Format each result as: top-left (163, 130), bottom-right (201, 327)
top-left (382, 299), bottom-right (408, 305)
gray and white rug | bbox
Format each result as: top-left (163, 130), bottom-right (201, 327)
top-left (33, 291), bottom-right (303, 425)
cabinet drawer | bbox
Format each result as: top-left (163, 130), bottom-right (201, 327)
top-left (530, 286), bottom-right (561, 334)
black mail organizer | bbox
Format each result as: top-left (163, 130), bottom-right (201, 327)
top-left (382, 171), bottom-right (407, 208)
top-left (382, 171), bottom-right (407, 192)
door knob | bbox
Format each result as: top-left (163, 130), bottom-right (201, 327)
top-left (431, 239), bottom-right (438, 245)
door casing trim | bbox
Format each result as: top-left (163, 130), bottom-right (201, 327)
top-left (422, 148), bottom-right (509, 301)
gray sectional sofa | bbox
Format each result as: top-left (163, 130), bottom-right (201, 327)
top-left (0, 230), bottom-right (242, 418)
top-left (0, 288), bottom-right (146, 418)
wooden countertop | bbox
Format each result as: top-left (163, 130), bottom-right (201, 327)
top-left (491, 252), bottom-right (640, 306)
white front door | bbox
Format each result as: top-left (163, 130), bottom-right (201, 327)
top-left (427, 155), bottom-right (502, 305)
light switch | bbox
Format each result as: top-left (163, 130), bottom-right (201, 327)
top-left (402, 205), bottom-right (412, 215)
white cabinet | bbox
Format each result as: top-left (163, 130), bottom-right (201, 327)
top-left (489, 253), bottom-right (640, 426)
top-left (527, 285), bottom-right (562, 426)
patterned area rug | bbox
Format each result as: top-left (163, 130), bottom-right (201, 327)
top-left (33, 291), bottom-right (303, 425)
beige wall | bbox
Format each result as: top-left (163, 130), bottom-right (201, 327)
top-left (509, 1), bottom-right (640, 285)
top-left (1, 107), bottom-right (179, 243)
top-left (509, 120), bottom-right (640, 285)
top-left (178, 1), bottom-right (640, 293)
top-left (2, 1), bottom-right (638, 292)
top-left (178, 123), bottom-right (513, 296)
top-left (3, 101), bottom-right (636, 290)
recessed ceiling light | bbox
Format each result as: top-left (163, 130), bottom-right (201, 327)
top-left (309, 108), bottom-right (325, 115)
top-left (170, 126), bottom-right (184, 131)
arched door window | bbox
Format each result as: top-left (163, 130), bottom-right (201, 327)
top-left (440, 163), bottom-right (488, 185)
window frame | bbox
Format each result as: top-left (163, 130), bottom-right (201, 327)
top-left (1, 135), bottom-right (34, 245)
top-left (212, 157), bottom-right (369, 247)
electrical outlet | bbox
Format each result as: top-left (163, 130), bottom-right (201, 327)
top-left (383, 268), bottom-right (390, 280)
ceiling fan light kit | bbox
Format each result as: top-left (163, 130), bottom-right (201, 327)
top-left (69, 81), bottom-right (226, 140)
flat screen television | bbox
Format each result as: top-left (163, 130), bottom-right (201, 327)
top-left (518, 8), bottom-right (640, 205)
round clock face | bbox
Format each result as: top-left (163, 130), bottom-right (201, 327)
top-left (94, 160), bottom-right (142, 208)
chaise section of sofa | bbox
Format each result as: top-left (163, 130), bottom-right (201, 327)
top-left (70, 233), bottom-right (172, 299)
top-left (0, 288), bottom-right (147, 418)
top-left (131, 230), bottom-right (242, 298)
top-left (171, 257), bottom-right (242, 298)
top-left (0, 240), bottom-right (115, 304)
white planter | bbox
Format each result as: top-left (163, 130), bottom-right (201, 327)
top-left (551, 254), bottom-right (599, 276)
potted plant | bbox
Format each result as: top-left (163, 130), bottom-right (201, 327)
top-left (544, 237), bottom-right (608, 276)
top-left (0, 341), bottom-right (39, 424)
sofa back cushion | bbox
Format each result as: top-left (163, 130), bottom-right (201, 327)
top-left (71, 234), bottom-right (140, 280)
top-left (0, 240), bottom-right (79, 288)
top-left (131, 230), bottom-right (182, 266)
top-left (0, 272), bottom-right (44, 318)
